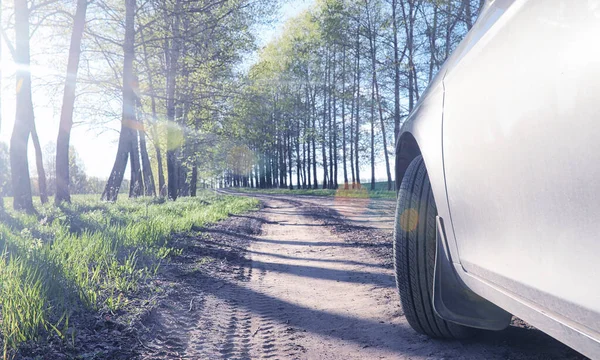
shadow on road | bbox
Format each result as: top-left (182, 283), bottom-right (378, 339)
top-left (213, 190), bottom-right (587, 359)
top-left (191, 270), bottom-right (584, 359)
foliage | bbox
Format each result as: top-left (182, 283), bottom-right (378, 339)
top-left (220, 0), bottom-right (483, 190)
top-left (0, 143), bottom-right (11, 197)
top-left (41, 142), bottom-right (89, 196)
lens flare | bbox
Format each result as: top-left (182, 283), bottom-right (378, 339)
top-left (400, 208), bottom-right (419, 232)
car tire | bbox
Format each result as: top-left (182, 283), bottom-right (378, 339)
top-left (394, 155), bottom-right (475, 339)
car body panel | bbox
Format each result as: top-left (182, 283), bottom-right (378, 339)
top-left (396, 75), bottom-right (462, 263)
top-left (441, 0), bottom-right (600, 356)
top-left (396, 0), bottom-right (600, 357)
top-left (433, 216), bottom-right (512, 330)
top-left (395, 0), bottom-right (510, 265)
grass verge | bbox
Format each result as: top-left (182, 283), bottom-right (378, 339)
top-left (234, 185), bottom-right (396, 199)
top-left (0, 192), bottom-right (258, 357)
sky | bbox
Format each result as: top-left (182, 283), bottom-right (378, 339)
top-left (0, 0), bottom-right (392, 185)
top-left (257, 0), bottom-right (315, 47)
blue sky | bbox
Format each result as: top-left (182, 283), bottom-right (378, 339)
top-left (258, 0), bottom-right (315, 47)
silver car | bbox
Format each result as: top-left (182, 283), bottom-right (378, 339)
top-left (394, 0), bottom-right (600, 358)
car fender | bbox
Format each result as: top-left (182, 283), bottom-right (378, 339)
top-left (396, 73), bottom-right (511, 331)
top-left (396, 74), bottom-right (460, 262)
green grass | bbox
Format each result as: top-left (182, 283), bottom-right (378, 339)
top-left (0, 192), bottom-right (258, 356)
top-left (235, 182), bottom-right (396, 200)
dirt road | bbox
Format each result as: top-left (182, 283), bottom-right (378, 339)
top-left (139, 193), bottom-right (585, 359)
top-left (241, 192), bottom-right (397, 230)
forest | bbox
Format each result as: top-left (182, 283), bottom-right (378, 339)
top-left (0, 0), bottom-right (483, 213)
top-left (234, 0), bottom-right (483, 192)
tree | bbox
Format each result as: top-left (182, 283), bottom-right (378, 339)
top-left (10, 0), bottom-right (35, 212)
top-left (31, 119), bottom-right (48, 203)
top-left (165, 0), bottom-right (182, 201)
top-left (0, 0), bottom-right (3, 209)
top-left (68, 146), bottom-right (88, 194)
top-left (55, 0), bottom-right (88, 204)
top-left (3, 0), bottom-right (482, 205)
top-left (44, 142), bottom-right (88, 195)
top-left (224, 0), bottom-right (484, 191)
top-left (391, 0), bottom-right (403, 143)
top-left (364, 0), bottom-right (392, 190)
top-left (139, 25), bottom-right (165, 197)
top-left (101, 0), bottom-right (137, 201)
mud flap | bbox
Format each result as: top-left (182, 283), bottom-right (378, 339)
top-left (433, 216), bottom-right (512, 330)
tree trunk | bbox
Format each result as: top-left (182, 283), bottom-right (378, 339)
top-left (332, 49), bottom-right (338, 189)
top-left (322, 57), bottom-right (328, 189)
top-left (370, 78), bottom-right (375, 191)
top-left (189, 118), bottom-right (200, 196)
top-left (311, 90), bottom-right (318, 189)
top-left (464, 0), bottom-right (473, 30)
top-left (101, 0), bottom-right (136, 202)
top-left (177, 71), bottom-right (191, 197)
top-left (129, 128), bottom-right (143, 197)
top-left (190, 162), bottom-right (197, 196)
top-left (166, 0), bottom-right (181, 200)
top-left (302, 103), bottom-right (307, 189)
top-left (392, 0), bottom-right (401, 144)
top-left (279, 134), bottom-right (285, 188)
top-left (10, 0), bottom-right (34, 212)
top-left (305, 86), bottom-right (312, 189)
top-left (341, 47), bottom-right (348, 189)
top-left (55, 0), bottom-right (87, 205)
top-left (374, 72), bottom-right (392, 191)
top-left (140, 27), bottom-right (165, 197)
top-left (296, 112), bottom-right (301, 190)
top-left (273, 132), bottom-right (279, 188)
top-left (368, 17), bottom-right (393, 191)
top-left (349, 47), bottom-right (356, 187)
top-left (354, 21), bottom-right (361, 188)
top-left (302, 117), bottom-right (307, 189)
top-left (254, 161), bottom-right (259, 189)
top-left (428, 5), bottom-right (439, 82)
top-left (400, 0), bottom-right (416, 112)
top-left (249, 166), bottom-right (254, 188)
top-left (287, 131), bottom-right (293, 189)
top-left (139, 125), bottom-right (155, 196)
top-left (264, 152), bottom-right (268, 188)
top-left (134, 82), bottom-right (155, 197)
top-left (0, 0), bottom-right (4, 208)
top-left (328, 49), bottom-right (334, 188)
top-left (31, 123), bottom-right (48, 203)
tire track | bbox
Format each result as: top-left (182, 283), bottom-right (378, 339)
top-left (139, 194), bottom-right (585, 360)
top-left (138, 228), bottom-right (302, 360)
top-left (140, 288), bottom-right (203, 359)
top-left (245, 257), bottom-right (302, 360)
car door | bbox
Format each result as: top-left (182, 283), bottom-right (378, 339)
top-left (443, 0), bottom-right (600, 333)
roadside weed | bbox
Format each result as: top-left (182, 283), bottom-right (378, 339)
top-left (0, 192), bottom-right (258, 356)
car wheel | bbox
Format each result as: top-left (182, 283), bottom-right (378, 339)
top-left (394, 155), bottom-right (474, 339)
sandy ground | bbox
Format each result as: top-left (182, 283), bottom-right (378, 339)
top-left (138, 193), bottom-right (586, 359)
top-left (249, 193), bottom-right (397, 231)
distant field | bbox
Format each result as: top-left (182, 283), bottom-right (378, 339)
top-left (234, 182), bottom-right (396, 199)
top-left (367, 181), bottom-right (396, 191)
top-left (0, 192), bottom-right (258, 355)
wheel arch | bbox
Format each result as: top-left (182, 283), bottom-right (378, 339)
top-left (395, 90), bottom-right (512, 332)
top-left (395, 131), bottom-right (421, 193)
